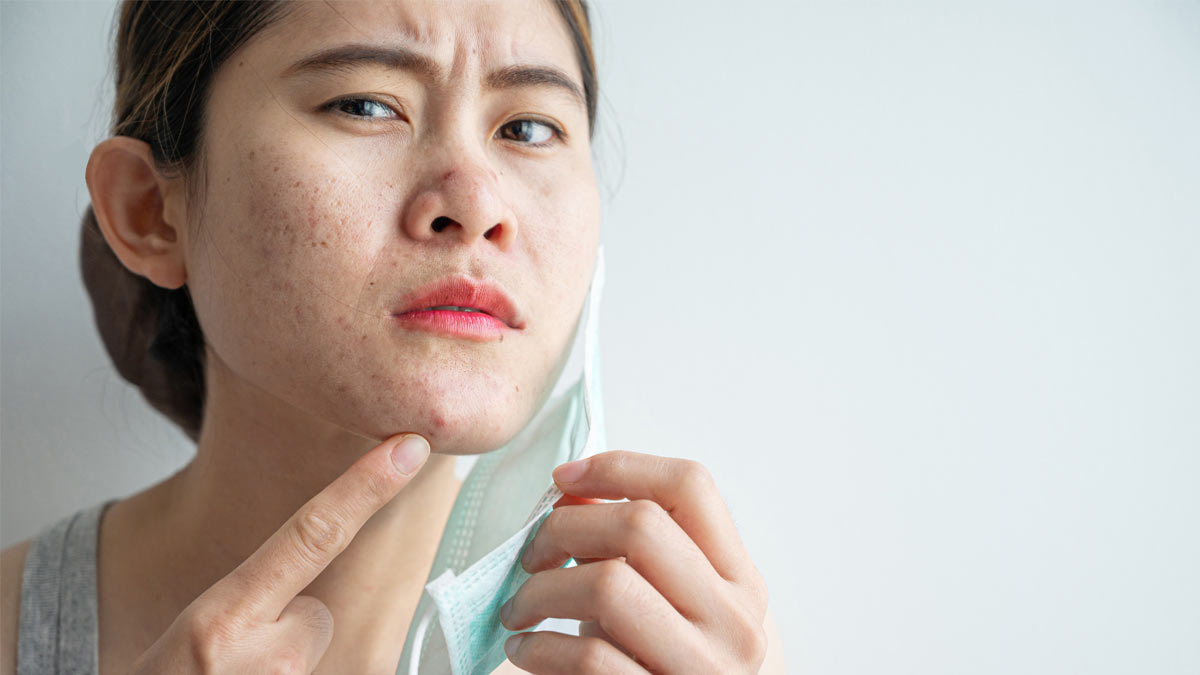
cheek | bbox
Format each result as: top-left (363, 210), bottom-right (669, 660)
top-left (233, 147), bottom-right (386, 296)
top-left (191, 144), bottom-right (395, 367)
top-left (529, 182), bottom-right (601, 316)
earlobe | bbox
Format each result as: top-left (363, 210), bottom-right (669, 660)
top-left (85, 136), bottom-right (188, 290)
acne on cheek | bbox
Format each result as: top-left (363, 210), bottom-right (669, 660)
top-left (245, 144), bottom-right (394, 259)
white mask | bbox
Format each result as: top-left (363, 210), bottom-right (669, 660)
top-left (398, 246), bottom-right (607, 675)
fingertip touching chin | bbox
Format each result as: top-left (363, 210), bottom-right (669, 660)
top-left (388, 392), bottom-right (540, 457)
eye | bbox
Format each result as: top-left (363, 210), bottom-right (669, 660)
top-left (323, 96), bottom-right (401, 120)
top-left (498, 119), bottom-right (562, 147)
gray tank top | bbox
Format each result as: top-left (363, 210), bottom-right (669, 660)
top-left (17, 499), bottom-right (116, 675)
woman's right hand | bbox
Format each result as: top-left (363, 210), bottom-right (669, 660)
top-left (129, 433), bottom-right (432, 674)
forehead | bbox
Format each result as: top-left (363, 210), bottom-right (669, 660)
top-left (251, 0), bottom-right (579, 81)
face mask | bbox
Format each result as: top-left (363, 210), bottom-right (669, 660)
top-left (397, 246), bottom-right (607, 675)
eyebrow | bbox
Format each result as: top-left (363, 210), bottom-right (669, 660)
top-left (281, 44), bottom-right (586, 110)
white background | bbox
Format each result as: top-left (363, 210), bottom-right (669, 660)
top-left (3, 1), bottom-right (1199, 672)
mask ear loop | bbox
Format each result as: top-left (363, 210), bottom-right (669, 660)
top-left (579, 245), bottom-right (606, 457)
top-left (408, 602), bottom-right (436, 675)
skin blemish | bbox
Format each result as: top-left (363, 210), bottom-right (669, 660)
top-left (184, 0), bottom-right (602, 458)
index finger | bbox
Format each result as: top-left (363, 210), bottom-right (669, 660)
top-left (218, 433), bottom-right (430, 622)
top-left (551, 450), bottom-right (755, 586)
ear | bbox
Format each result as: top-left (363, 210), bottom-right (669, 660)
top-left (84, 136), bottom-right (189, 290)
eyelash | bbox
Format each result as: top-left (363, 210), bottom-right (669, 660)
top-left (321, 96), bottom-right (565, 147)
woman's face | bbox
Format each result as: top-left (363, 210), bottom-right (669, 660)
top-left (182, 0), bottom-right (600, 454)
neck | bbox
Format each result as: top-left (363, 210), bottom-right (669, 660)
top-left (135, 353), bottom-right (463, 673)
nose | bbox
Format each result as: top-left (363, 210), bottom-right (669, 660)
top-left (402, 159), bottom-right (518, 251)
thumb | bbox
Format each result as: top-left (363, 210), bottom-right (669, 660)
top-left (276, 594), bottom-right (335, 668)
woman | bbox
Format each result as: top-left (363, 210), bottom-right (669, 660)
top-left (1, 1), bottom-right (782, 672)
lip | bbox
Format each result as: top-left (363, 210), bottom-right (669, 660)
top-left (391, 276), bottom-right (524, 340)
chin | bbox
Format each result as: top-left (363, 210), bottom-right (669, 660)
top-left (350, 371), bottom-right (547, 456)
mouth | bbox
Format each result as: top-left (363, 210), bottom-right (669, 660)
top-left (391, 276), bottom-right (525, 340)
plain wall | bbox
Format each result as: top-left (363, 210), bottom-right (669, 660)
top-left (3, 1), bottom-right (1198, 672)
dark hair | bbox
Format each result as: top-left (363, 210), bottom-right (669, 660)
top-left (81, 0), bottom-right (600, 442)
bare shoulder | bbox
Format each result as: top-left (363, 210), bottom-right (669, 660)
top-left (487, 608), bottom-right (787, 674)
top-left (1, 539), bottom-right (33, 675)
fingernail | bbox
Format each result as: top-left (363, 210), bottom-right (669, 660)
top-left (554, 459), bottom-right (587, 483)
top-left (500, 597), bottom-right (514, 626)
top-left (504, 633), bottom-right (525, 660)
top-left (391, 434), bottom-right (430, 474)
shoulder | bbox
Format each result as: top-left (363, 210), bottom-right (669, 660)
top-left (1, 539), bottom-right (33, 675)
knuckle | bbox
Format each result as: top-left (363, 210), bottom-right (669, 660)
top-left (678, 459), bottom-right (715, 495)
top-left (594, 449), bottom-right (632, 476)
top-left (730, 607), bottom-right (769, 665)
top-left (752, 574), bottom-right (770, 610)
top-left (292, 505), bottom-right (348, 562)
top-left (360, 469), bottom-right (395, 504)
top-left (591, 559), bottom-right (638, 615)
top-left (181, 605), bottom-right (242, 668)
top-left (624, 499), bottom-right (666, 543)
top-left (747, 623), bottom-right (770, 665)
top-left (610, 449), bottom-right (638, 471)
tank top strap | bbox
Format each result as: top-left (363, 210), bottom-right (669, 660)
top-left (17, 499), bottom-right (115, 675)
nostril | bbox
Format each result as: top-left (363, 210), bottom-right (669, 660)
top-left (431, 216), bottom-right (453, 233)
top-left (484, 224), bottom-right (502, 240)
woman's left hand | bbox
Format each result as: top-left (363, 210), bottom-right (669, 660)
top-left (499, 450), bottom-right (770, 674)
